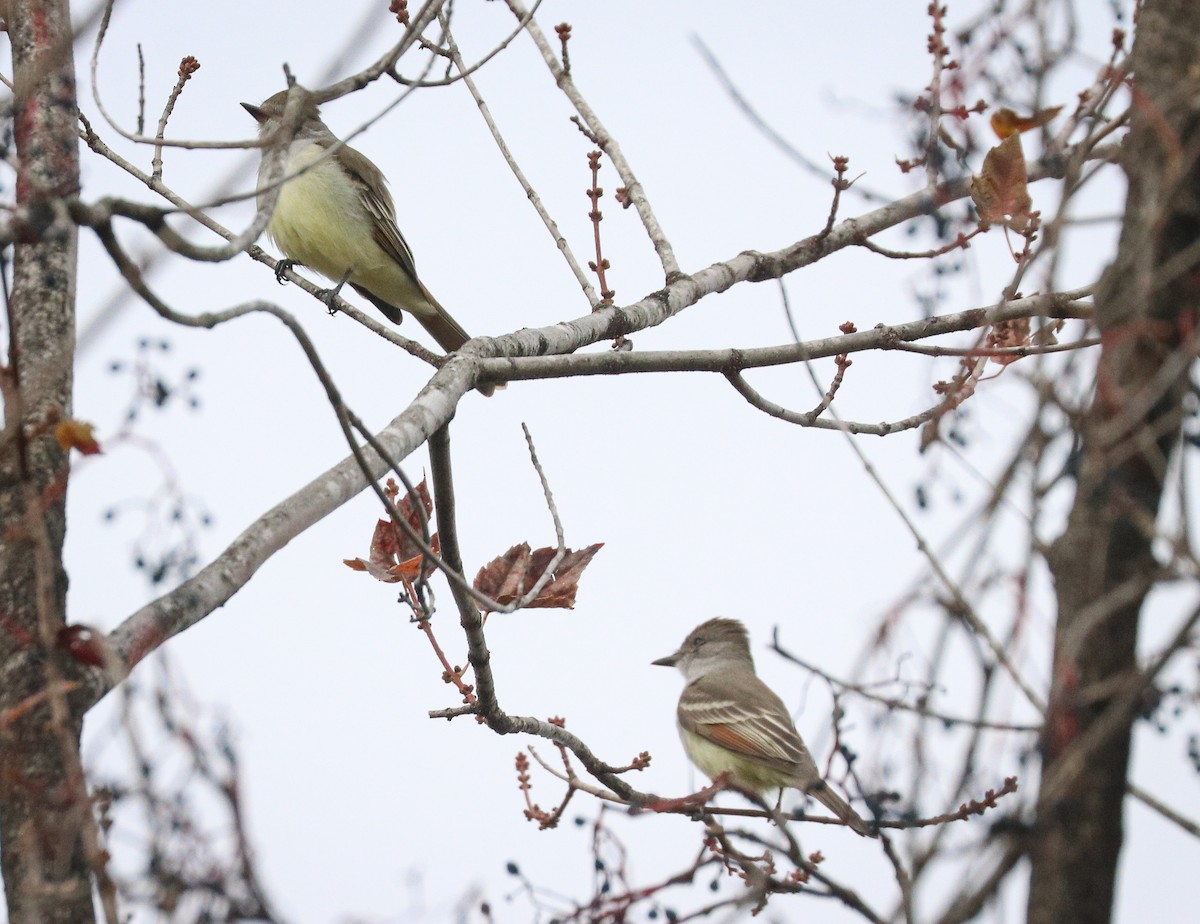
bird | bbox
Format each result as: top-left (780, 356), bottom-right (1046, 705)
top-left (653, 617), bottom-right (877, 837)
top-left (242, 89), bottom-right (488, 373)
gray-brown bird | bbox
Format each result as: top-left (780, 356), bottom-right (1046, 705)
top-left (243, 89), bottom-right (476, 358)
top-left (654, 618), bottom-right (876, 837)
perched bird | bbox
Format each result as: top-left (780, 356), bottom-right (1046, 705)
top-left (653, 618), bottom-right (876, 837)
top-left (242, 89), bottom-right (478, 359)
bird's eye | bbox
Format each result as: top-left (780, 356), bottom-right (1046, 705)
top-left (692, 636), bottom-right (705, 649)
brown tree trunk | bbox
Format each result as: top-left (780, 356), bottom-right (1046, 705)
top-left (0, 2), bottom-right (91, 922)
top-left (1028, 2), bottom-right (1200, 923)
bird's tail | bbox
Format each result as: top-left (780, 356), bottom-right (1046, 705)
top-left (361, 281), bottom-right (501, 397)
top-left (806, 780), bottom-right (877, 838)
top-left (414, 285), bottom-right (503, 398)
top-left (414, 289), bottom-right (471, 354)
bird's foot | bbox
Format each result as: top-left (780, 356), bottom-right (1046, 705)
top-left (274, 259), bottom-right (299, 285)
top-left (316, 269), bottom-right (354, 316)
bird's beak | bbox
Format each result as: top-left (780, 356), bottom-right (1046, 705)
top-left (241, 102), bottom-right (268, 124)
top-left (651, 652), bottom-right (679, 667)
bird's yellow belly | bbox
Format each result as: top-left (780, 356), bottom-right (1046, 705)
top-left (269, 156), bottom-right (366, 278)
top-left (267, 149), bottom-right (427, 315)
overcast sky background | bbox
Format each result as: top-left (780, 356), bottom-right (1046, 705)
top-left (4, 0), bottom-right (1195, 921)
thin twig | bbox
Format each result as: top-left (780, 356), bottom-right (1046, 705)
top-left (439, 13), bottom-right (597, 305)
top-left (508, 0), bottom-right (681, 278)
top-left (151, 56), bottom-right (200, 181)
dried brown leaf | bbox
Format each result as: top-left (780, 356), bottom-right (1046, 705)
top-left (387, 477), bottom-right (434, 564)
top-left (1032, 318), bottom-right (1064, 346)
top-left (919, 419), bottom-right (941, 453)
top-left (990, 105), bottom-right (1063, 140)
top-left (55, 418), bottom-right (101, 455)
top-left (344, 477), bottom-right (438, 582)
top-left (474, 543), bottom-right (533, 603)
top-left (474, 542), bottom-right (603, 612)
top-left (971, 134), bottom-right (1032, 230)
top-left (987, 316), bottom-right (1032, 366)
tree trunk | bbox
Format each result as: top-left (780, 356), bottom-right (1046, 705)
top-left (1028, 2), bottom-right (1200, 923)
top-left (0, 1), bottom-right (91, 922)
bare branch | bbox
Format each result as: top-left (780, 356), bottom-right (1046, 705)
top-left (508, 0), bottom-right (681, 278)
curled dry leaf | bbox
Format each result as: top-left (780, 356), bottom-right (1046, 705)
top-left (55, 418), bottom-right (102, 455)
top-left (56, 624), bottom-right (112, 669)
top-left (474, 542), bottom-right (604, 612)
top-left (343, 477), bottom-right (439, 582)
top-left (987, 316), bottom-right (1032, 365)
top-left (987, 316), bottom-right (1065, 365)
top-left (970, 134), bottom-right (1032, 231)
top-left (1033, 318), bottom-right (1065, 346)
top-left (919, 419), bottom-right (941, 453)
top-left (990, 105), bottom-right (1063, 140)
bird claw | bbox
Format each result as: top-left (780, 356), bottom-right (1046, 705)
top-left (317, 270), bottom-right (353, 316)
top-left (317, 287), bottom-right (341, 316)
top-left (274, 259), bottom-right (298, 285)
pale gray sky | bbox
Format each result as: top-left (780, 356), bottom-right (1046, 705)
top-left (18, 0), bottom-right (1193, 922)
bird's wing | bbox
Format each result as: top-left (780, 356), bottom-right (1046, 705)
top-left (337, 142), bottom-right (456, 329)
top-left (677, 673), bottom-right (812, 774)
top-left (337, 143), bottom-right (421, 285)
